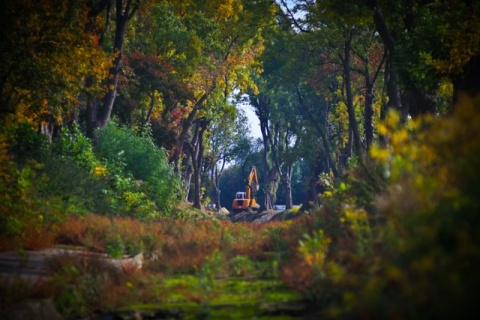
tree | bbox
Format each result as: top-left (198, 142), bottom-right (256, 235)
top-left (162, 0), bottom-right (277, 209)
top-left (204, 108), bottom-right (251, 210)
top-left (363, 0), bottom-right (480, 114)
top-left (85, 0), bottom-right (140, 138)
top-left (0, 0), bottom-right (109, 135)
top-left (115, 52), bottom-right (191, 131)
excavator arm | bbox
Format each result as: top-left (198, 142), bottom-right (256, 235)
top-left (246, 166), bottom-right (259, 200)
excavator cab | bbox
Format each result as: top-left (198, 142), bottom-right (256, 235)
top-left (235, 192), bottom-right (247, 200)
top-left (232, 166), bottom-right (259, 213)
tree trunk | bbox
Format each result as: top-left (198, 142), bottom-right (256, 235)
top-left (263, 168), bottom-right (279, 211)
top-left (344, 31), bottom-right (365, 163)
top-left (365, 81), bottom-right (374, 150)
top-left (368, 1), bottom-right (404, 117)
top-left (143, 92), bottom-right (156, 127)
top-left (453, 53), bottom-right (480, 104)
top-left (296, 88), bottom-right (338, 177)
top-left (213, 157), bottom-right (226, 212)
top-left (170, 91), bottom-right (211, 172)
top-left (301, 166), bottom-right (320, 211)
top-left (98, 1), bottom-right (128, 128)
top-left (255, 95), bottom-right (280, 211)
top-left (214, 174), bottom-right (222, 212)
top-left (184, 159), bottom-right (193, 201)
top-left (190, 120), bottom-right (208, 209)
top-left (86, 0), bottom-right (138, 135)
top-left (283, 165), bottom-right (293, 209)
top-left (385, 55), bottom-right (403, 115)
top-left (84, 0), bottom-right (110, 139)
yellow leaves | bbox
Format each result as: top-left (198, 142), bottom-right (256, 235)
top-left (343, 206), bottom-right (368, 222)
top-left (371, 110), bottom-right (437, 177)
top-left (323, 190), bottom-right (333, 198)
top-left (391, 128), bottom-right (408, 148)
top-left (370, 145), bottom-right (390, 162)
top-left (341, 205), bottom-right (370, 244)
top-left (93, 165), bottom-right (108, 177)
top-left (216, 0), bottom-right (239, 21)
top-left (385, 108), bottom-right (400, 128)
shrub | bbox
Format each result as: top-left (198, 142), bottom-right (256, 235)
top-left (0, 131), bottom-right (65, 248)
top-left (51, 124), bottom-right (98, 170)
top-left (7, 122), bottom-right (49, 165)
top-left (284, 99), bottom-right (480, 318)
top-left (38, 155), bottom-right (108, 215)
top-left (96, 122), bottom-right (180, 215)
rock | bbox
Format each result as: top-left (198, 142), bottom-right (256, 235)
top-left (220, 207), bottom-right (229, 214)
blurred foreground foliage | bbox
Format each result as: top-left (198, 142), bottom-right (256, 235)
top-left (281, 96), bottom-right (480, 318)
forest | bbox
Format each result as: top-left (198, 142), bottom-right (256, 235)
top-left (1, 0), bottom-right (479, 319)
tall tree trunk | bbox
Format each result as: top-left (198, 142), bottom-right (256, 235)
top-left (98, 0), bottom-right (137, 128)
top-left (254, 95), bottom-right (281, 211)
top-left (214, 166), bottom-right (222, 211)
top-left (85, 86), bottom-right (99, 139)
top-left (344, 31), bottom-right (365, 163)
top-left (365, 81), bottom-right (374, 150)
top-left (295, 88), bottom-right (338, 177)
top-left (363, 48), bottom-right (384, 150)
top-left (142, 92), bottom-right (156, 127)
top-left (213, 156), bottom-right (226, 212)
top-left (84, 0), bottom-right (111, 139)
top-left (263, 168), bottom-right (280, 211)
top-left (301, 162), bottom-right (321, 211)
top-left (384, 51), bottom-right (403, 114)
top-left (283, 165), bottom-right (293, 209)
top-left (453, 53), bottom-right (480, 104)
top-left (189, 119), bottom-right (208, 209)
top-left (86, 0), bottom-right (139, 135)
top-left (170, 91), bottom-right (211, 172)
top-left (368, 0), bottom-right (404, 117)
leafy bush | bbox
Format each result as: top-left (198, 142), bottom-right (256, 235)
top-left (283, 99), bottom-right (480, 318)
top-left (51, 124), bottom-right (98, 170)
top-left (38, 155), bottom-right (109, 214)
top-left (7, 122), bottom-right (49, 165)
top-left (0, 123), bottom-right (111, 249)
top-left (96, 122), bottom-right (180, 215)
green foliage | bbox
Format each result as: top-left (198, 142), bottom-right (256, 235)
top-left (230, 255), bottom-right (255, 277)
top-left (7, 122), bottom-right (49, 165)
top-left (51, 124), bottom-right (98, 170)
top-left (0, 127), bottom-right (65, 244)
top-left (96, 122), bottom-right (180, 215)
top-left (105, 235), bottom-right (126, 258)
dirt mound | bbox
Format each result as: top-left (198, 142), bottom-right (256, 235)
top-left (227, 210), bottom-right (303, 223)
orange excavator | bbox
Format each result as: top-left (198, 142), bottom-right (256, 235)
top-left (232, 166), bottom-right (260, 213)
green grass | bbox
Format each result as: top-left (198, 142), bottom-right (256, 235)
top-left (115, 276), bottom-right (303, 319)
